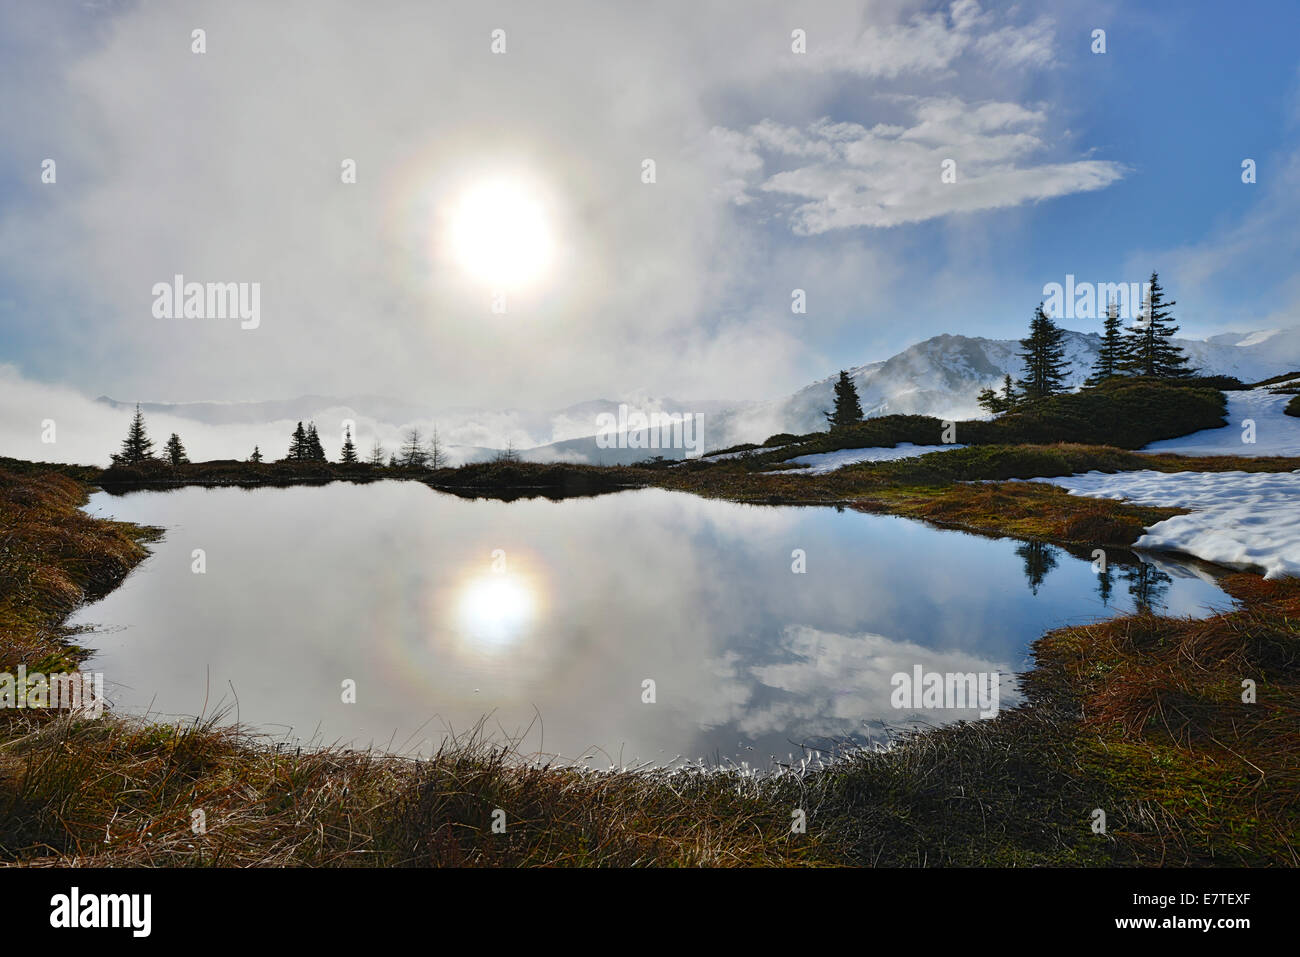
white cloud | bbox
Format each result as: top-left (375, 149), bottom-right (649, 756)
top-left (717, 98), bottom-right (1126, 233)
top-left (0, 0), bottom-right (1114, 412)
top-left (791, 1), bottom-right (1055, 78)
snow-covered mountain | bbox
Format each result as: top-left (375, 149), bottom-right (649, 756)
top-left (701, 326), bottom-right (1300, 446)
top-left (518, 326), bottom-right (1300, 460)
top-left (91, 325), bottom-right (1300, 465)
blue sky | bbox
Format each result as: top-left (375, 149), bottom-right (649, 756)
top-left (2, 0), bottom-right (1298, 409)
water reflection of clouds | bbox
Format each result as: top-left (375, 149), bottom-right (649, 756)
top-left (73, 483), bottom-right (1228, 766)
top-left (703, 625), bottom-right (1022, 743)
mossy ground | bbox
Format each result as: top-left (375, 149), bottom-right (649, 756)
top-left (2, 405), bottom-right (1296, 866)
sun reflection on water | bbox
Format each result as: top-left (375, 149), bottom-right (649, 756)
top-left (455, 572), bottom-right (537, 650)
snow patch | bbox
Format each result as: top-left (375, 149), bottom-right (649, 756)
top-left (775, 443), bottom-right (966, 475)
top-left (1030, 469), bottom-right (1300, 580)
top-left (1142, 389), bottom-right (1300, 457)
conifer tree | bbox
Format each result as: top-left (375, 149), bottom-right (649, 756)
top-left (388, 452), bottom-right (398, 467)
top-left (1015, 304), bottom-right (1071, 401)
top-left (494, 439), bottom-right (520, 463)
top-left (399, 428), bottom-right (427, 467)
top-left (1086, 298), bottom-right (1125, 386)
top-left (340, 426), bottom-right (358, 464)
top-left (426, 425), bottom-right (444, 469)
top-left (368, 439), bottom-right (385, 466)
top-left (250, 446), bottom-right (264, 463)
top-left (1118, 272), bottom-right (1194, 378)
top-left (977, 373), bottom-right (1019, 415)
top-left (163, 433), bottom-right (189, 466)
top-left (288, 422), bottom-right (307, 461)
top-left (114, 404), bottom-right (155, 464)
top-left (823, 370), bottom-right (865, 431)
top-left (305, 422), bottom-right (326, 461)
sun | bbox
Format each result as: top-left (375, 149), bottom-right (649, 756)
top-left (448, 178), bottom-right (554, 287)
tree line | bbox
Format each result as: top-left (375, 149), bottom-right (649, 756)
top-left (977, 270), bottom-right (1193, 414)
top-left (821, 270), bottom-right (1196, 428)
top-left (111, 408), bottom-right (450, 469)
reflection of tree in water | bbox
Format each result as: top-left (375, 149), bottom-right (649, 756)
top-left (1121, 561), bottom-right (1172, 613)
top-left (1096, 562), bottom-right (1114, 606)
top-left (1016, 540), bottom-right (1059, 595)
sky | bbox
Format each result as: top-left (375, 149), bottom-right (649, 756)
top-left (2, 0), bottom-right (1299, 414)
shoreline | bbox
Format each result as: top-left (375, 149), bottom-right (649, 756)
top-left (1, 457), bottom-right (1295, 866)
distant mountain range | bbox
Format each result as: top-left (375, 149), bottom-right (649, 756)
top-left (98, 326), bottom-right (1300, 465)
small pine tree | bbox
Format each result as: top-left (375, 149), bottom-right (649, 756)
top-left (305, 422), bottom-right (326, 461)
top-left (1118, 272), bottom-right (1194, 378)
top-left (250, 446), bottom-right (264, 463)
top-left (114, 403), bottom-right (155, 464)
top-left (1086, 298), bottom-right (1125, 386)
top-left (368, 439), bottom-right (385, 466)
top-left (399, 428), bottom-right (427, 467)
top-left (977, 374), bottom-right (1019, 415)
top-left (1000, 374), bottom-right (1017, 409)
top-left (494, 440), bottom-right (521, 464)
top-left (1016, 304), bottom-right (1071, 401)
top-left (340, 426), bottom-right (358, 464)
top-left (287, 422), bottom-right (308, 461)
top-left (163, 433), bottom-right (189, 466)
top-left (388, 452), bottom-right (398, 468)
top-left (823, 370), bottom-right (865, 431)
top-left (426, 425), bottom-right (444, 469)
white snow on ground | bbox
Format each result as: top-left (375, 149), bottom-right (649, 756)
top-left (1032, 469), bottom-right (1300, 579)
top-left (776, 443), bottom-right (965, 475)
top-left (700, 444), bottom-right (789, 462)
top-left (1142, 388), bottom-right (1300, 456)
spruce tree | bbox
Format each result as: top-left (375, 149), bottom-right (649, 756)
top-left (388, 452), bottom-right (398, 468)
top-left (115, 404), bottom-right (155, 464)
top-left (305, 422), bottom-right (326, 461)
top-left (823, 370), bottom-right (865, 431)
top-left (1015, 304), bottom-right (1071, 401)
top-left (288, 422), bottom-right (307, 461)
top-left (368, 439), bottom-right (385, 466)
top-left (340, 426), bottom-right (358, 464)
top-left (1119, 272), bottom-right (1194, 378)
top-left (977, 373), bottom-right (1019, 415)
top-left (250, 446), bottom-right (264, 463)
top-left (1086, 298), bottom-right (1125, 386)
top-left (163, 433), bottom-right (189, 466)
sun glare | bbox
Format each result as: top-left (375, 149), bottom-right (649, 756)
top-left (456, 573), bottom-right (536, 648)
top-left (448, 178), bottom-right (554, 287)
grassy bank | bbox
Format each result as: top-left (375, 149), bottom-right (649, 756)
top-left (655, 442), bottom-right (1300, 548)
top-left (0, 463), bottom-right (1296, 866)
top-left (0, 466), bottom-right (158, 673)
top-left (703, 377), bottom-right (1228, 464)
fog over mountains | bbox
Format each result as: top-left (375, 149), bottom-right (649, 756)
top-left (85, 326), bottom-right (1300, 466)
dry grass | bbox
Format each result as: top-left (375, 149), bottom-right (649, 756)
top-left (1, 463), bottom-right (1295, 867)
top-left (1027, 574), bottom-right (1300, 864)
top-left (1, 712), bottom-right (826, 866)
top-left (0, 467), bottom-right (156, 671)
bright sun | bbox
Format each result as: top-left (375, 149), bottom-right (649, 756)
top-left (449, 179), bottom-right (554, 287)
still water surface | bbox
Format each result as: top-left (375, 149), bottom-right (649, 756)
top-left (72, 482), bottom-right (1228, 767)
